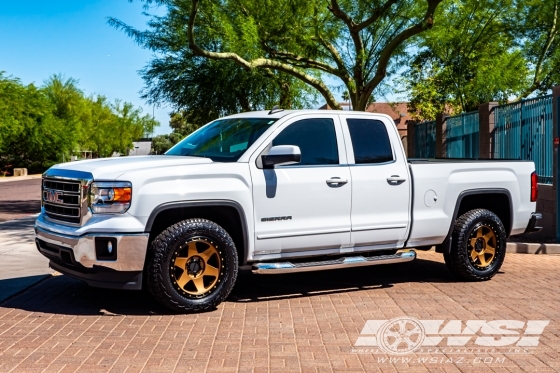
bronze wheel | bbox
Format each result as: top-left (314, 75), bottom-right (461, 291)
top-left (146, 218), bottom-right (238, 313)
top-left (467, 224), bottom-right (497, 269)
top-left (444, 208), bottom-right (506, 281)
top-left (171, 237), bottom-right (223, 297)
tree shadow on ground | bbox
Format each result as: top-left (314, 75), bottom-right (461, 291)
top-left (0, 217), bottom-right (37, 247)
top-left (0, 200), bottom-right (41, 214)
top-left (0, 257), bottom-right (461, 316)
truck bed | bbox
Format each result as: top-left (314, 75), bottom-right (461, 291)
top-left (405, 159), bottom-right (535, 248)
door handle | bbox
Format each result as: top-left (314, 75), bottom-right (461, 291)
top-left (326, 177), bottom-right (348, 186)
top-left (387, 175), bottom-right (406, 184)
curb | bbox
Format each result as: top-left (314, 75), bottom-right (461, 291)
top-left (506, 242), bottom-right (560, 255)
top-left (0, 174), bottom-right (42, 183)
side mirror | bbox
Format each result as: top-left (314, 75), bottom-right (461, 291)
top-left (262, 145), bottom-right (301, 168)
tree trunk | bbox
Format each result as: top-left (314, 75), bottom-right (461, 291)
top-left (279, 81), bottom-right (292, 109)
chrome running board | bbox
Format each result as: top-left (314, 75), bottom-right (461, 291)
top-left (252, 250), bottom-right (416, 274)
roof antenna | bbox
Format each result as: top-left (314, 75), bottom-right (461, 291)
top-left (268, 105), bottom-right (284, 115)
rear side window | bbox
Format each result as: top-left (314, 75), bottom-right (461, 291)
top-left (346, 119), bottom-right (393, 164)
top-left (272, 118), bottom-right (338, 165)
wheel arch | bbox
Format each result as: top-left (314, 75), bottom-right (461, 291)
top-left (436, 189), bottom-right (512, 254)
top-left (145, 200), bottom-right (249, 265)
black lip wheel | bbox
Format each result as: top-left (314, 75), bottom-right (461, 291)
top-left (146, 219), bottom-right (238, 313)
top-left (444, 209), bottom-right (506, 281)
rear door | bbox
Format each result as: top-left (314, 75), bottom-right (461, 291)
top-left (341, 115), bottom-right (411, 249)
top-left (249, 114), bottom-right (352, 257)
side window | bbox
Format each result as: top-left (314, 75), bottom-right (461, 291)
top-left (346, 118), bottom-right (394, 164)
top-left (272, 118), bottom-right (339, 165)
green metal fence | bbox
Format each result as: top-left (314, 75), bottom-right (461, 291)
top-left (414, 120), bottom-right (436, 158)
top-left (444, 111), bottom-right (480, 158)
top-left (493, 95), bottom-right (553, 184)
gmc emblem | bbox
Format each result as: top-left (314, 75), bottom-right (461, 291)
top-left (44, 189), bottom-right (64, 204)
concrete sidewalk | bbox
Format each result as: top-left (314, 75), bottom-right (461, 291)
top-left (0, 215), bottom-right (52, 303)
top-left (0, 174), bottom-right (42, 183)
top-left (507, 241), bottom-right (560, 254)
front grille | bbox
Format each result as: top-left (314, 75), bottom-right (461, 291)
top-left (42, 178), bottom-right (83, 224)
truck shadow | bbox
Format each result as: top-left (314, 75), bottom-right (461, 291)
top-left (0, 258), bottom-right (464, 316)
top-left (230, 258), bottom-right (456, 302)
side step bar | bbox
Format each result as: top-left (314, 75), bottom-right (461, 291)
top-left (252, 250), bottom-right (416, 274)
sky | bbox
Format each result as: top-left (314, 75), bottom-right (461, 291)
top-left (0, 0), bottom-right (172, 135)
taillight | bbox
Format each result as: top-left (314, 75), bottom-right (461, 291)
top-left (531, 171), bottom-right (538, 202)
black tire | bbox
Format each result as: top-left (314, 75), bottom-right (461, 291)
top-left (444, 209), bottom-right (506, 281)
top-left (146, 218), bottom-right (238, 313)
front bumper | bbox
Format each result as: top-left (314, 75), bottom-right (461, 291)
top-left (35, 225), bottom-right (149, 290)
top-left (524, 212), bottom-right (543, 234)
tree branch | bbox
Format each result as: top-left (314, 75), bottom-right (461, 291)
top-left (516, 1), bottom-right (559, 100)
top-left (360, 0), bottom-right (442, 107)
top-left (327, 0), bottom-right (399, 95)
top-left (187, 0), bottom-right (341, 109)
top-left (327, 0), bottom-right (365, 89)
top-left (355, 0), bottom-right (399, 31)
top-left (262, 45), bottom-right (344, 78)
top-left (312, 34), bottom-right (347, 73)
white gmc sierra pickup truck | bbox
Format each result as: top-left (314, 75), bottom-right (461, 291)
top-left (35, 109), bottom-right (542, 312)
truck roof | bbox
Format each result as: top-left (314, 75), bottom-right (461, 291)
top-left (225, 109), bottom-right (392, 121)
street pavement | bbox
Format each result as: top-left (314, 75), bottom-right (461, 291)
top-left (0, 177), bottom-right (51, 303)
top-left (0, 178), bottom-right (42, 222)
top-left (0, 216), bottom-right (52, 303)
top-left (0, 251), bottom-right (559, 372)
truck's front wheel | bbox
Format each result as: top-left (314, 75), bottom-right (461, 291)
top-left (146, 219), bottom-right (238, 313)
top-left (444, 209), bottom-right (506, 281)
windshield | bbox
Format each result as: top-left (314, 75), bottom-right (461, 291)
top-left (165, 117), bottom-right (277, 162)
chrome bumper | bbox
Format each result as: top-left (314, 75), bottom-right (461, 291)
top-left (35, 224), bottom-right (149, 290)
top-left (35, 226), bottom-right (148, 272)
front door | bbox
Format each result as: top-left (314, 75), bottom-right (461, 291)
top-left (250, 115), bottom-right (352, 257)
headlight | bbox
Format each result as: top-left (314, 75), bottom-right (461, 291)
top-left (89, 182), bottom-right (132, 214)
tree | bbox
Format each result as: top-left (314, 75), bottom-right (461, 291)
top-left (151, 111), bottom-right (200, 154)
top-left (109, 6), bottom-right (318, 124)
top-left (79, 95), bottom-right (117, 157)
top-left (140, 54), bottom-right (315, 124)
top-left (110, 0), bottom-right (443, 112)
top-left (0, 72), bottom-right (161, 172)
top-left (79, 98), bottom-right (159, 157)
top-left (151, 132), bottom-right (186, 154)
top-left (401, 0), bottom-right (528, 119)
top-left (0, 73), bottom-right (74, 172)
top-left (515, 0), bottom-right (560, 98)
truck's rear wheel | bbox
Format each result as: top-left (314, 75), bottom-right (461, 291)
top-left (146, 218), bottom-right (238, 313)
top-left (444, 209), bottom-right (506, 281)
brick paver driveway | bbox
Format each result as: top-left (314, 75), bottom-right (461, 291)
top-left (0, 251), bottom-right (559, 373)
